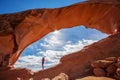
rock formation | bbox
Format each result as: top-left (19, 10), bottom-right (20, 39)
top-left (91, 57), bottom-right (120, 79)
top-left (0, 0), bottom-right (120, 80)
top-left (0, 68), bottom-right (33, 80)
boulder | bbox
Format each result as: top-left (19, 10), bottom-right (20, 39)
top-left (52, 73), bottom-right (68, 80)
top-left (93, 68), bottom-right (106, 76)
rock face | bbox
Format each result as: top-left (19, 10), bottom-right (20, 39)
top-left (0, 68), bottom-right (33, 80)
top-left (0, 0), bottom-right (120, 80)
top-left (91, 57), bottom-right (120, 79)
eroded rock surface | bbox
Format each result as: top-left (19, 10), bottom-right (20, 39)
top-left (0, 68), bottom-right (33, 80)
top-left (91, 57), bottom-right (120, 79)
top-left (0, 0), bottom-right (120, 80)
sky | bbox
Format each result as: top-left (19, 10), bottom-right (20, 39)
top-left (0, 0), bottom-right (108, 71)
top-left (0, 0), bottom-right (85, 14)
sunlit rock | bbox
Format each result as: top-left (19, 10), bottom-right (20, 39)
top-left (0, 0), bottom-right (120, 80)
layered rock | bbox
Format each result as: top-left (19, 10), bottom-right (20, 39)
top-left (0, 0), bottom-right (120, 80)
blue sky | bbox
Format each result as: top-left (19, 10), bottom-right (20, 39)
top-left (0, 0), bottom-right (85, 14)
top-left (0, 0), bottom-right (108, 71)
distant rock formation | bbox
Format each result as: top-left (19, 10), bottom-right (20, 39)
top-left (0, 0), bottom-right (120, 80)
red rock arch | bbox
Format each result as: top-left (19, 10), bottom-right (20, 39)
top-left (0, 0), bottom-right (120, 80)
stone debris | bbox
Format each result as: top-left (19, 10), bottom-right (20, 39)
top-left (52, 73), bottom-right (68, 80)
top-left (91, 57), bottom-right (120, 80)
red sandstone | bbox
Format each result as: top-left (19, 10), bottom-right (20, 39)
top-left (0, 0), bottom-right (120, 80)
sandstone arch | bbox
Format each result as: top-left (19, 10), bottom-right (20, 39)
top-left (0, 0), bottom-right (120, 80)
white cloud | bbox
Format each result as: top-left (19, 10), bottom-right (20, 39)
top-left (18, 55), bottom-right (41, 63)
top-left (63, 39), bottom-right (96, 53)
top-left (41, 36), bottom-right (61, 47)
top-left (14, 55), bottom-right (42, 70)
top-left (40, 30), bottom-right (64, 49)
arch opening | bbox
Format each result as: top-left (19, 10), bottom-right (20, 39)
top-left (14, 26), bottom-right (108, 72)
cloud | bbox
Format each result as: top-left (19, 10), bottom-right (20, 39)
top-left (40, 30), bottom-right (64, 50)
top-left (63, 39), bottom-right (96, 53)
top-left (40, 36), bottom-right (61, 47)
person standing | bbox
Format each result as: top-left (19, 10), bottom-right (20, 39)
top-left (42, 57), bottom-right (45, 70)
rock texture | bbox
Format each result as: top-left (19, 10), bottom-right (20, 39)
top-left (0, 68), bottom-right (33, 80)
top-left (91, 57), bottom-right (120, 79)
top-left (0, 0), bottom-right (120, 80)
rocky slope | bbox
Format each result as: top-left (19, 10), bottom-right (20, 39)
top-left (0, 0), bottom-right (120, 80)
